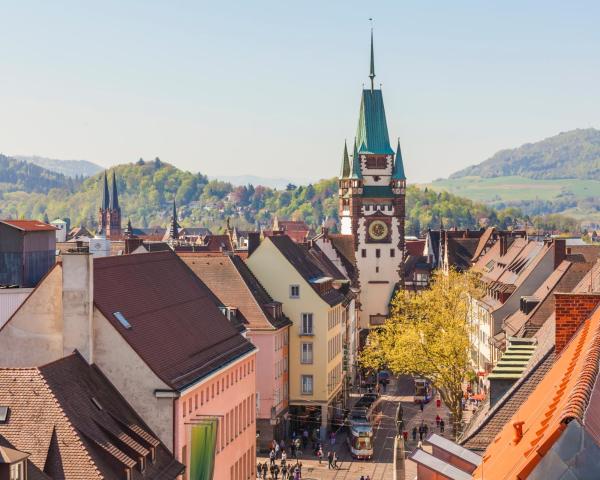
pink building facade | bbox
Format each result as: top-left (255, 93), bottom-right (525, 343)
top-left (176, 352), bottom-right (257, 480)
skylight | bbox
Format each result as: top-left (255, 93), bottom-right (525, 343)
top-left (0, 406), bottom-right (8, 423)
top-left (113, 311), bottom-right (132, 329)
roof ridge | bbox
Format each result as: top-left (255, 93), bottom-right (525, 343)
top-left (560, 308), bottom-right (600, 422)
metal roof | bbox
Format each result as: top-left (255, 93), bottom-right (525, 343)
top-left (355, 89), bottom-right (394, 155)
top-left (362, 186), bottom-right (393, 198)
top-left (408, 448), bottom-right (472, 480)
top-left (426, 433), bottom-right (482, 466)
top-left (392, 139), bottom-right (406, 180)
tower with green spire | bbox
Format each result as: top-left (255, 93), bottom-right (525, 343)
top-left (337, 27), bottom-right (407, 331)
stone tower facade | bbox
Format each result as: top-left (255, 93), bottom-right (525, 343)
top-left (98, 171), bottom-right (122, 240)
top-left (338, 31), bottom-right (406, 332)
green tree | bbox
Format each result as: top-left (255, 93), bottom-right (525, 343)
top-left (361, 269), bottom-right (482, 436)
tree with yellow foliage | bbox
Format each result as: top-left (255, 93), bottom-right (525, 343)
top-left (361, 268), bottom-right (482, 435)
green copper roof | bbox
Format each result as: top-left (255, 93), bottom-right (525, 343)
top-left (340, 140), bottom-right (350, 178)
top-left (355, 89), bottom-right (394, 155)
top-left (392, 139), bottom-right (407, 180)
top-left (363, 185), bottom-right (393, 198)
top-left (349, 141), bottom-right (362, 179)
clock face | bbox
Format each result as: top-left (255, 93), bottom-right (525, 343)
top-left (368, 220), bottom-right (389, 241)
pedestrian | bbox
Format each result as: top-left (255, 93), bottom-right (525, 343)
top-left (366, 476), bottom-right (371, 480)
top-left (257, 463), bottom-right (262, 478)
top-left (270, 463), bottom-right (274, 479)
top-left (262, 462), bottom-right (268, 479)
top-left (360, 476), bottom-right (365, 480)
top-left (435, 414), bottom-right (441, 428)
top-left (333, 451), bottom-right (338, 469)
top-left (269, 449), bottom-right (276, 466)
top-left (281, 464), bottom-right (288, 478)
top-left (274, 464), bottom-right (280, 480)
top-left (417, 440), bottom-right (423, 449)
top-left (412, 426), bottom-right (417, 441)
top-left (280, 439), bottom-right (286, 452)
top-left (329, 431), bottom-right (336, 446)
top-left (424, 423), bottom-right (429, 437)
top-left (317, 446), bottom-right (323, 464)
top-left (440, 419), bottom-right (445, 433)
top-left (275, 442), bottom-right (280, 458)
top-left (290, 441), bottom-right (296, 459)
top-left (281, 450), bottom-right (287, 465)
top-left (327, 450), bottom-right (333, 469)
top-left (419, 400), bottom-right (424, 412)
top-left (418, 425), bottom-right (423, 441)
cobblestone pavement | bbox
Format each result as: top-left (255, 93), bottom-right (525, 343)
top-left (258, 379), bottom-right (403, 480)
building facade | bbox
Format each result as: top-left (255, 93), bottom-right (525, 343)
top-left (247, 236), bottom-right (347, 440)
top-left (338, 32), bottom-right (406, 332)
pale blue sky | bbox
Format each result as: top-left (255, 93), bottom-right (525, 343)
top-left (1, 1), bottom-right (599, 183)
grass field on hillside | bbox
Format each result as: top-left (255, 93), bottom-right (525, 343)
top-left (426, 176), bottom-right (600, 203)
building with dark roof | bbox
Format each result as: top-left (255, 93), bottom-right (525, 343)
top-left (247, 235), bottom-right (349, 440)
top-left (0, 251), bottom-right (257, 479)
top-left (179, 252), bottom-right (292, 449)
top-left (0, 353), bottom-right (184, 480)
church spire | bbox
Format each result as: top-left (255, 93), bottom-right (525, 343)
top-left (369, 27), bottom-right (375, 91)
top-left (101, 171), bottom-right (110, 210)
top-left (109, 171), bottom-right (120, 211)
top-left (340, 140), bottom-right (350, 178)
top-left (392, 138), bottom-right (407, 180)
top-left (169, 199), bottom-right (180, 241)
top-left (349, 139), bottom-right (363, 180)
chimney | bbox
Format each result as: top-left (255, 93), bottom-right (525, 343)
top-left (247, 232), bottom-right (260, 257)
top-left (554, 292), bottom-right (600, 354)
top-left (553, 238), bottom-right (566, 269)
top-left (499, 233), bottom-right (508, 256)
top-left (61, 252), bottom-right (94, 362)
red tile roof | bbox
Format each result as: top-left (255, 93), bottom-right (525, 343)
top-left (406, 239), bottom-right (425, 257)
top-left (0, 353), bottom-right (183, 479)
top-left (473, 301), bottom-right (600, 479)
top-left (0, 219), bottom-right (56, 232)
top-left (93, 251), bottom-right (255, 390)
top-left (179, 253), bottom-right (291, 331)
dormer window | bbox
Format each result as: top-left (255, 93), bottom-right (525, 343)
top-left (9, 461), bottom-right (25, 480)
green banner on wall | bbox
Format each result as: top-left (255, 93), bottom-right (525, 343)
top-left (189, 419), bottom-right (217, 480)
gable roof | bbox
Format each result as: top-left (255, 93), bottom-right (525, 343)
top-left (0, 219), bottom-right (56, 232)
top-left (446, 237), bottom-right (479, 271)
top-left (267, 236), bottom-right (345, 306)
top-left (0, 353), bottom-right (183, 480)
top-left (93, 251), bottom-right (255, 390)
top-left (460, 317), bottom-right (556, 452)
top-left (179, 253), bottom-right (292, 331)
top-left (473, 302), bottom-right (600, 478)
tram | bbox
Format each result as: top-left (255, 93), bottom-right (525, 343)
top-left (346, 393), bottom-right (381, 459)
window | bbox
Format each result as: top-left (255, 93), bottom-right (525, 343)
top-left (366, 157), bottom-right (387, 169)
top-left (290, 285), bottom-right (300, 298)
top-left (10, 462), bottom-right (24, 480)
top-left (375, 266), bottom-right (379, 273)
top-left (301, 313), bottom-right (313, 335)
top-left (301, 375), bottom-right (313, 395)
top-left (361, 249), bottom-right (366, 258)
top-left (301, 343), bottom-right (313, 364)
top-left (390, 249), bottom-right (395, 257)
top-left (376, 249), bottom-right (381, 258)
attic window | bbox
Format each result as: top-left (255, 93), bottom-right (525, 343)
top-left (113, 311), bottom-right (132, 329)
top-left (0, 406), bottom-right (8, 423)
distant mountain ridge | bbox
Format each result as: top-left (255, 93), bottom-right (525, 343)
top-left (0, 154), bottom-right (81, 194)
top-left (13, 155), bottom-right (103, 178)
top-left (210, 174), bottom-right (315, 190)
top-left (451, 128), bottom-right (600, 180)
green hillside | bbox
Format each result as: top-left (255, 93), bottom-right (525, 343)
top-left (430, 129), bottom-right (600, 223)
top-left (452, 128), bottom-right (600, 180)
top-left (0, 156), bottom-right (562, 234)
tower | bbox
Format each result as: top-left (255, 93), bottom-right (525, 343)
top-left (167, 200), bottom-right (180, 244)
top-left (338, 29), bottom-right (407, 332)
top-left (98, 171), bottom-right (122, 240)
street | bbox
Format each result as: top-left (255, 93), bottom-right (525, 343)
top-left (258, 377), bottom-right (411, 480)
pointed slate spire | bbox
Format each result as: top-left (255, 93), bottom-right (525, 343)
top-left (350, 139), bottom-right (363, 180)
top-left (369, 28), bottom-right (376, 91)
top-left (392, 138), bottom-right (407, 180)
top-left (340, 140), bottom-right (350, 178)
top-left (170, 199), bottom-right (179, 240)
top-left (101, 171), bottom-right (110, 210)
top-left (109, 171), bottom-right (120, 211)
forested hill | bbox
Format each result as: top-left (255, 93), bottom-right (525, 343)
top-left (0, 157), bottom-right (577, 233)
top-left (451, 128), bottom-right (600, 180)
top-left (0, 154), bottom-right (83, 193)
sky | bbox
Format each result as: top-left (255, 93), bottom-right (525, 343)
top-left (1, 1), bottom-right (600, 183)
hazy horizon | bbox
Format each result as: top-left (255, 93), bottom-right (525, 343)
top-left (2, 1), bottom-right (600, 183)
